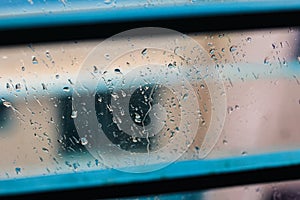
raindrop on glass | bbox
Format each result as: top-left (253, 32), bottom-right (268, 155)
top-left (15, 83), bottom-right (21, 92)
top-left (114, 68), bottom-right (121, 74)
top-left (42, 147), bottom-right (49, 153)
top-left (93, 66), bottom-right (98, 73)
top-left (134, 113), bottom-right (141, 123)
top-left (41, 83), bottom-right (47, 90)
top-left (80, 137), bottom-right (88, 145)
top-left (104, 53), bottom-right (110, 60)
top-left (32, 56), bottom-right (38, 64)
top-left (63, 86), bottom-right (70, 92)
top-left (71, 110), bottom-right (78, 119)
top-left (141, 48), bottom-right (147, 56)
top-left (168, 63), bottom-right (176, 69)
top-left (229, 45), bottom-right (237, 52)
top-left (209, 49), bottom-right (215, 55)
top-left (2, 101), bottom-right (12, 108)
top-left (121, 90), bottom-right (126, 97)
top-left (182, 93), bottom-right (189, 100)
top-left (264, 57), bottom-right (270, 65)
top-left (45, 50), bottom-right (51, 59)
top-left (132, 137), bottom-right (138, 143)
top-left (227, 106), bottom-right (234, 114)
top-left (15, 167), bottom-right (21, 174)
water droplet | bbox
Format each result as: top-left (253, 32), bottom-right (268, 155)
top-left (65, 161), bottom-right (72, 168)
top-left (93, 66), bottom-right (98, 73)
top-left (182, 93), bottom-right (189, 100)
top-left (63, 86), bottom-right (70, 92)
top-left (227, 106), bottom-right (234, 114)
top-left (246, 37), bottom-right (252, 42)
top-left (15, 83), bottom-right (21, 92)
top-left (168, 63), bottom-right (175, 69)
top-left (41, 83), bottom-right (47, 90)
top-left (141, 48), bottom-right (147, 56)
top-left (132, 137), bottom-right (138, 143)
top-left (134, 113), bottom-right (141, 123)
top-left (6, 83), bottom-right (10, 90)
top-left (42, 147), bottom-right (49, 153)
top-left (218, 33), bottom-right (224, 38)
top-left (71, 110), bottom-right (77, 119)
top-left (73, 162), bottom-right (80, 171)
top-left (297, 56), bottom-right (300, 63)
top-left (32, 56), bottom-right (38, 64)
top-left (114, 68), bottom-right (121, 74)
top-left (229, 45), bottom-right (237, 52)
top-left (283, 58), bottom-right (288, 66)
top-left (121, 90), bottom-right (126, 97)
top-left (235, 105), bottom-right (240, 109)
top-left (104, 54), bottom-right (110, 60)
top-left (111, 92), bottom-right (119, 100)
top-left (21, 66), bottom-right (25, 71)
top-left (2, 101), bottom-right (12, 108)
top-left (95, 159), bottom-right (99, 166)
top-left (15, 167), bottom-right (21, 174)
top-left (80, 137), bottom-right (88, 145)
top-left (223, 139), bottom-right (228, 145)
top-left (55, 74), bottom-right (60, 79)
top-left (264, 57), bottom-right (270, 65)
top-left (45, 50), bottom-right (51, 59)
top-left (200, 84), bottom-right (205, 89)
top-left (242, 151), bottom-right (247, 156)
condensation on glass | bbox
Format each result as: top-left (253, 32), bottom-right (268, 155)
top-left (0, 27), bottom-right (299, 178)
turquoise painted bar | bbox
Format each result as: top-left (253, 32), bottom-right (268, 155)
top-left (1, 149), bottom-right (300, 196)
top-left (0, 0), bottom-right (299, 30)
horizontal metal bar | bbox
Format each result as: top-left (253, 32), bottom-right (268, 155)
top-left (2, 149), bottom-right (300, 199)
top-left (0, 0), bottom-right (300, 31)
top-left (1, 1), bottom-right (300, 44)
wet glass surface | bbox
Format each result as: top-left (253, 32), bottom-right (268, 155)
top-left (0, 27), bottom-right (299, 178)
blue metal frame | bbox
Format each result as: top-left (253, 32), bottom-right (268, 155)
top-left (2, 149), bottom-right (300, 197)
top-left (0, 0), bottom-right (300, 30)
